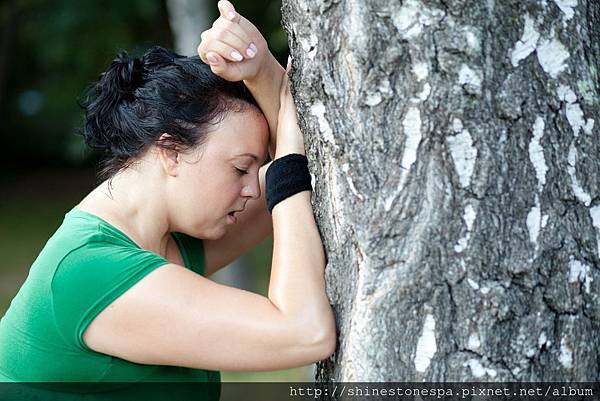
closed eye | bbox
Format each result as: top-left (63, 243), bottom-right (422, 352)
top-left (235, 167), bottom-right (249, 175)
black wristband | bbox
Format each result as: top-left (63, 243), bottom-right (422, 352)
top-left (266, 154), bottom-right (312, 214)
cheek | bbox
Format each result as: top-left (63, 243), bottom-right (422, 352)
top-left (171, 173), bottom-right (211, 214)
top-left (205, 173), bottom-right (242, 206)
top-left (223, 183), bottom-right (243, 203)
top-left (179, 165), bottom-right (242, 210)
top-left (218, 170), bottom-right (243, 191)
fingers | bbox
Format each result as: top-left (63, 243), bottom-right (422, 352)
top-left (200, 28), bottom-right (255, 63)
top-left (206, 52), bottom-right (227, 75)
top-left (205, 52), bottom-right (224, 66)
top-left (217, 0), bottom-right (261, 41)
top-left (205, 50), bottom-right (245, 79)
top-left (212, 16), bottom-right (253, 44)
top-left (198, 1), bottom-right (259, 65)
top-left (212, 18), bottom-right (257, 57)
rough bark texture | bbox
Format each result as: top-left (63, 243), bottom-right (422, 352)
top-left (282, 0), bottom-right (600, 382)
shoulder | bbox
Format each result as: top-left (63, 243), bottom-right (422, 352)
top-left (50, 208), bottom-right (169, 301)
top-left (31, 208), bottom-right (108, 271)
top-left (49, 212), bottom-right (169, 350)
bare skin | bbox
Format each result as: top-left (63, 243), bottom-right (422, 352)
top-left (79, 0), bottom-right (335, 372)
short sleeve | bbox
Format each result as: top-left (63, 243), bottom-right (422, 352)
top-left (50, 241), bottom-right (169, 351)
top-left (170, 232), bottom-right (206, 276)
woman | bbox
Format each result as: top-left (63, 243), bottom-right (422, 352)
top-left (0, 0), bottom-right (335, 393)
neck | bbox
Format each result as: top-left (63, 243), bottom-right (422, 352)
top-left (86, 167), bottom-right (171, 257)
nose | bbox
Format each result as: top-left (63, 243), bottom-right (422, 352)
top-left (241, 172), bottom-right (261, 200)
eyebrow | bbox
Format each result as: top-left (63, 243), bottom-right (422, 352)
top-left (234, 153), bottom-right (259, 161)
top-left (234, 153), bottom-right (268, 165)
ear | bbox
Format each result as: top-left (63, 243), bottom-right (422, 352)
top-left (157, 133), bottom-right (181, 177)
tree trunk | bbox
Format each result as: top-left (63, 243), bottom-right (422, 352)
top-left (282, 0), bottom-right (600, 382)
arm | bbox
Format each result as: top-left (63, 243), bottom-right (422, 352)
top-left (244, 58), bottom-right (284, 159)
top-left (197, 0), bottom-right (285, 158)
top-left (268, 71), bottom-right (333, 336)
top-left (83, 264), bottom-right (334, 371)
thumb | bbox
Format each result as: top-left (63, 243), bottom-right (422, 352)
top-left (217, 0), bottom-right (237, 22)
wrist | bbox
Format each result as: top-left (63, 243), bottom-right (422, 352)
top-left (266, 154), bottom-right (312, 213)
top-left (275, 141), bottom-right (305, 159)
top-left (243, 54), bottom-right (284, 88)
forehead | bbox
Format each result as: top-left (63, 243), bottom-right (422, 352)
top-left (205, 108), bottom-right (268, 157)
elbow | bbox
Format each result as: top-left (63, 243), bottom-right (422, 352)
top-left (302, 316), bottom-right (337, 362)
top-left (276, 302), bottom-right (337, 366)
top-left (314, 327), bottom-right (337, 360)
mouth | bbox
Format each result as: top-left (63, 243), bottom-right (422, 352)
top-left (227, 208), bottom-right (244, 223)
top-left (227, 211), bottom-right (238, 224)
top-left (228, 206), bottom-right (245, 215)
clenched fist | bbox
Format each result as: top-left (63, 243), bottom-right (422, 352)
top-left (198, 0), bottom-right (271, 82)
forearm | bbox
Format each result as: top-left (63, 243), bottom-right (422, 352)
top-left (268, 191), bottom-right (334, 340)
top-left (267, 145), bottom-right (334, 338)
top-left (244, 55), bottom-right (285, 158)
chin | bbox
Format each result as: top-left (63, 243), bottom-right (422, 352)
top-left (204, 227), bottom-right (228, 241)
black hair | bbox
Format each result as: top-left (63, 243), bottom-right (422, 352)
top-left (79, 46), bottom-right (259, 181)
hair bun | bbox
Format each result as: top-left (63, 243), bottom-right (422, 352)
top-left (142, 46), bottom-right (180, 69)
top-left (101, 52), bottom-right (145, 102)
top-left (79, 51), bottom-right (145, 156)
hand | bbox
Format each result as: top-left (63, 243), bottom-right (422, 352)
top-left (275, 59), bottom-right (306, 158)
top-left (197, 0), bottom-right (272, 82)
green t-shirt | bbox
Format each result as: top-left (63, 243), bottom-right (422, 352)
top-left (0, 207), bottom-right (220, 398)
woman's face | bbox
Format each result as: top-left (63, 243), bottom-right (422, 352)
top-left (168, 106), bottom-right (269, 239)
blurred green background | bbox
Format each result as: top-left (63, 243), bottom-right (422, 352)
top-left (0, 0), bottom-right (313, 382)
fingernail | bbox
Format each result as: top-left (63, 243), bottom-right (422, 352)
top-left (246, 47), bottom-right (256, 58)
top-left (228, 11), bottom-right (236, 20)
top-left (207, 54), bottom-right (219, 64)
top-left (231, 51), bottom-right (243, 61)
top-left (249, 43), bottom-right (257, 53)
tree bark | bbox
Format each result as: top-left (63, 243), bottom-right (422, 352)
top-left (282, 0), bottom-right (600, 382)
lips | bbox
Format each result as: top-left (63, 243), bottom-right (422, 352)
top-left (228, 205), bottom-right (246, 216)
top-left (227, 207), bottom-right (245, 223)
top-left (227, 212), bottom-right (238, 224)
